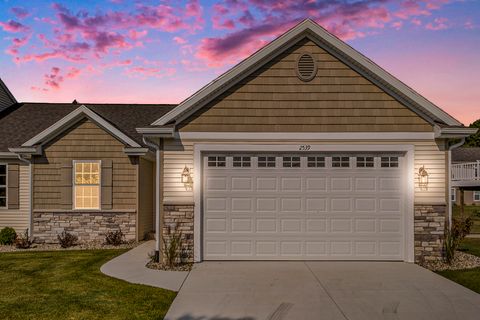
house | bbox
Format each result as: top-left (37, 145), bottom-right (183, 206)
top-left (451, 147), bottom-right (480, 206)
top-left (0, 19), bottom-right (477, 264)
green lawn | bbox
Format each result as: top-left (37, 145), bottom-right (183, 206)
top-left (437, 238), bottom-right (480, 294)
top-left (453, 205), bottom-right (480, 233)
top-left (0, 250), bottom-right (176, 320)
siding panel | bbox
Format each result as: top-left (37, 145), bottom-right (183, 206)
top-left (0, 164), bottom-right (30, 232)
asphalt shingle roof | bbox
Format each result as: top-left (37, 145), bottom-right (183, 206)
top-left (452, 147), bottom-right (480, 163)
top-left (0, 103), bottom-right (176, 152)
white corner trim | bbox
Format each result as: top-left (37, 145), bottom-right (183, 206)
top-left (179, 132), bottom-right (435, 141)
top-left (22, 105), bottom-right (141, 148)
top-left (152, 19), bottom-right (462, 127)
top-left (193, 143), bottom-right (415, 262)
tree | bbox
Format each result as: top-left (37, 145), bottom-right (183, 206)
top-left (464, 119), bottom-right (480, 147)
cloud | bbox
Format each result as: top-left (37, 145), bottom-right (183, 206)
top-left (125, 65), bottom-right (176, 79)
top-left (44, 67), bottom-right (64, 89)
top-left (173, 36), bottom-right (187, 44)
top-left (10, 7), bottom-right (30, 19)
top-left (426, 17), bottom-right (450, 30)
top-left (0, 20), bottom-right (30, 33)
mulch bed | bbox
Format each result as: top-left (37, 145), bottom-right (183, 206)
top-left (0, 241), bottom-right (138, 253)
top-left (146, 261), bottom-right (193, 272)
top-left (421, 251), bottom-right (480, 271)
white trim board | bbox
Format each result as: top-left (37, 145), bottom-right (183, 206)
top-left (22, 105), bottom-right (141, 148)
top-left (193, 143), bottom-right (415, 263)
top-left (153, 19), bottom-right (461, 127)
top-left (178, 132), bottom-right (435, 140)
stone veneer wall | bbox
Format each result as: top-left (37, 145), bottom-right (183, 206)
top-left (33, 211), bottom-right (136, 244)
top-left (163, 204), bottom-right (194, 263)
top-left (414, 205), bottom-right (446, 263)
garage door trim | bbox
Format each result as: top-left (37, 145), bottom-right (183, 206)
top-left (193, 144), bottom-right (415, 262)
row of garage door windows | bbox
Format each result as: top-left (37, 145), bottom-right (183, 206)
top-left (207, 156), bottom-right (399, 169)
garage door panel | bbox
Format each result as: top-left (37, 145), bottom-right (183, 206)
top-left (203, 153), bottom-right (406, 260)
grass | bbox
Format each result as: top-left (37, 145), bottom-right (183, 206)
top-left (437, 238), bottom-right (480, 294)
top-left (0, 249), bottom-right (176, 320)
top-left (453, 205), bottom-right (480, 233)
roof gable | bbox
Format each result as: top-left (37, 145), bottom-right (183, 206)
top-left (22, 105), bottom-right (141, 148)
top-left (0, 77), bottom-right (17, 113)
top-left (152, 19), bottom-right (462, 127)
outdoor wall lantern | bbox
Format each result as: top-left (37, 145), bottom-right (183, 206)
top-left (181, 166), bottom-right (193, 191)
top-left (418, 165), bottom-right (429, 191)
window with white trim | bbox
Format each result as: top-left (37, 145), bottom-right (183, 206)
top-left (283, 156), bottom-right (301, 168)
top-left (307, 156), bottom-right (325, 168)
top-left (332, 156), bottom-right (350, 168)
top-left (356, 156), bottom-right (374, 168)
top-left (474, 191), bottom-right (480, 202)
top-left (233, 156), bottom-right (251, 168)
top-left (258, 156), bottom-right (276, 168)
top-left (74, 161), bottom-right (100, 210)
top-left (381, 156), bottom-right (399, 168)
top-left (0, 164), bottom-right (6, 208)
top-left (207, 156), bottom-right (226, 167)
top-left (451, 188), bottom-right (456, 202)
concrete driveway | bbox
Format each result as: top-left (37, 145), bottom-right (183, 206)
top-left (165, 261), bottom-right (480, 320)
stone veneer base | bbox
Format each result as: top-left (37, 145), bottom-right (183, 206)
top-left (33, 211), bottom-right (136, 244)
top-left (163, 204), bottom-right (194, 263)
top-left (414, 205), bottom-right (446, 263)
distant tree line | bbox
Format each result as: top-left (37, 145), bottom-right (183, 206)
top-left (465, 119), bottom-right (480, 147)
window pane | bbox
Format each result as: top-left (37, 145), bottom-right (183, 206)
top-left (0, 165), bottom-right (5, 174)
top-left (0, 187), bottom-right (5, 197)
top-left (0, 198), bottom-right (5, 207)
top-left (75, 185), bottom-right (100, 209)
top-left (0, 176), bottom-right (5, 185)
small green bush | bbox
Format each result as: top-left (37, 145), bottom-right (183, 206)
top-left (15, 229), bottom-right (32, 249)
top-left (57, 231), bottom-right (78, 248)
top-left (104, 230), bottom-right (124, 246)
top-left (0, 227), bottom-right (17, 245)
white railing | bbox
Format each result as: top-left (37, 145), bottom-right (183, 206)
top-left (452, 161), bottom-right (480, 181)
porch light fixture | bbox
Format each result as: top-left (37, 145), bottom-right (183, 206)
top-left (418, 166), bottom-right (429, 191)
top-left (181, 166), bottom-right (193, 191)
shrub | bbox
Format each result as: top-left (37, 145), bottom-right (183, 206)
top-left (0, 227), bottom-right (17, 245)
top-left (444, 217), bottom-right (473, 264)
top-left (163, 224), bottom-right (183, 268)
top-left (15, 229), bottom-right (32, 249)
top-left (57, 231), bottom-right (78, 248)
top-left (104, 230), bottom-right (124, 246)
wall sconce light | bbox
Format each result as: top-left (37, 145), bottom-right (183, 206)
top-left (418, 166), bottom-right (429, 191)
top-left (181, 165), bottom-right (193, 191)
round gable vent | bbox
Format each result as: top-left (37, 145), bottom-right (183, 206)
top-left (296, 53), bottom-right (317, 81)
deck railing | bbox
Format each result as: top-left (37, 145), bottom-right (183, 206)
top-left (451, 161), bottom-right (480, 181)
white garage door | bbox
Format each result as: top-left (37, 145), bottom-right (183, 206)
top-left (203, 153), bottom-right (405, 260)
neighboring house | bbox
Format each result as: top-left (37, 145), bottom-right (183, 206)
top-left (0, 20), bottom-right (477, 263)
top-left (0, 77), bottom-right (17, 113)
top-left (451, 147), bottom-right (480, 206)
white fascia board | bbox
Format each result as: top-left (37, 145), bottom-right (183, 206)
top-left (0, 152), bottom-right (18, 159)
top-left (153, 19), bottom-right (462, 127)
top-left (178, 132), bottom-right (435, 140)
top-left (8, 146), bottom-right (42, 155)
top-left (434, 126), bottom-right (478, 138)
top-left (22, 105), bottom-right (141, 148)
top-left (123, 147), bottom-right (149, 156)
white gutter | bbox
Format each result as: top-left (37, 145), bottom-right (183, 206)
top-left (435, 126), bottom-right (478, 139)
top-left (142, 137), bottom-right (161, 263)
top-left (448, 138), bottom-right (466, 228)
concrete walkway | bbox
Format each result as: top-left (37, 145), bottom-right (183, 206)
top-left (165, 261), bottom-right (480, 320)
top-left (100, 241), bottom-right (189, 291)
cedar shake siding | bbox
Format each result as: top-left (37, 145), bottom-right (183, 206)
top-left (179, 38), bottom-right (432, 133)
top-left (31, 118), bottom-right (153, 243)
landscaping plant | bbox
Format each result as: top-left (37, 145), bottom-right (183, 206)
top-left (104, 230), bottom-right (124, 246)
top-left (15, 228), bottom-right (32, 249)
top-left (444, 217), bottom-right (473, 264)
top-left (0, 227), bottom-right (17, 245)
top-left (57, 231), bottom-right (78, 248)
top-left (163, 224), bottom-right (183, 268)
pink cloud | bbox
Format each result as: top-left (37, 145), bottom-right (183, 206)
top-left (125, 65), bottom-right (176, 79)
top-left (395, 1), bottom-right (431, 19)
top-left (44, 67), bottom-right (63, 89)
top-left (0, 20), bottom-right (30, 33)
top-left (173, 36), bottom-right (187, 44)
top-left (426, 17), bottom-right (450, 30)
top-left (128, 30), bottom-right (148, 40)
top-left (11, 7), bottom-right (30, 19)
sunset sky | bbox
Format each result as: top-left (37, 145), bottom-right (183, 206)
top-left (0, 0), bottom-right (478, 125)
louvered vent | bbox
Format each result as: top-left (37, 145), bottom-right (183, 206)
top-left (296, 53), bottom-right (317, 81)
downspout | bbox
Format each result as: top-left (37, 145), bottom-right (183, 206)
top-left (448, 138), bottom-right (466, 228)
top-left (15, 154), bottom-right (32, 237)
top-left (142, 137), bottom-right (161, 262)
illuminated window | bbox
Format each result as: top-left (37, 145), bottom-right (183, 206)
top-left (0, 164), bottom-right (6, 208)
top-left (74, 161), bottom-right (100, 210)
